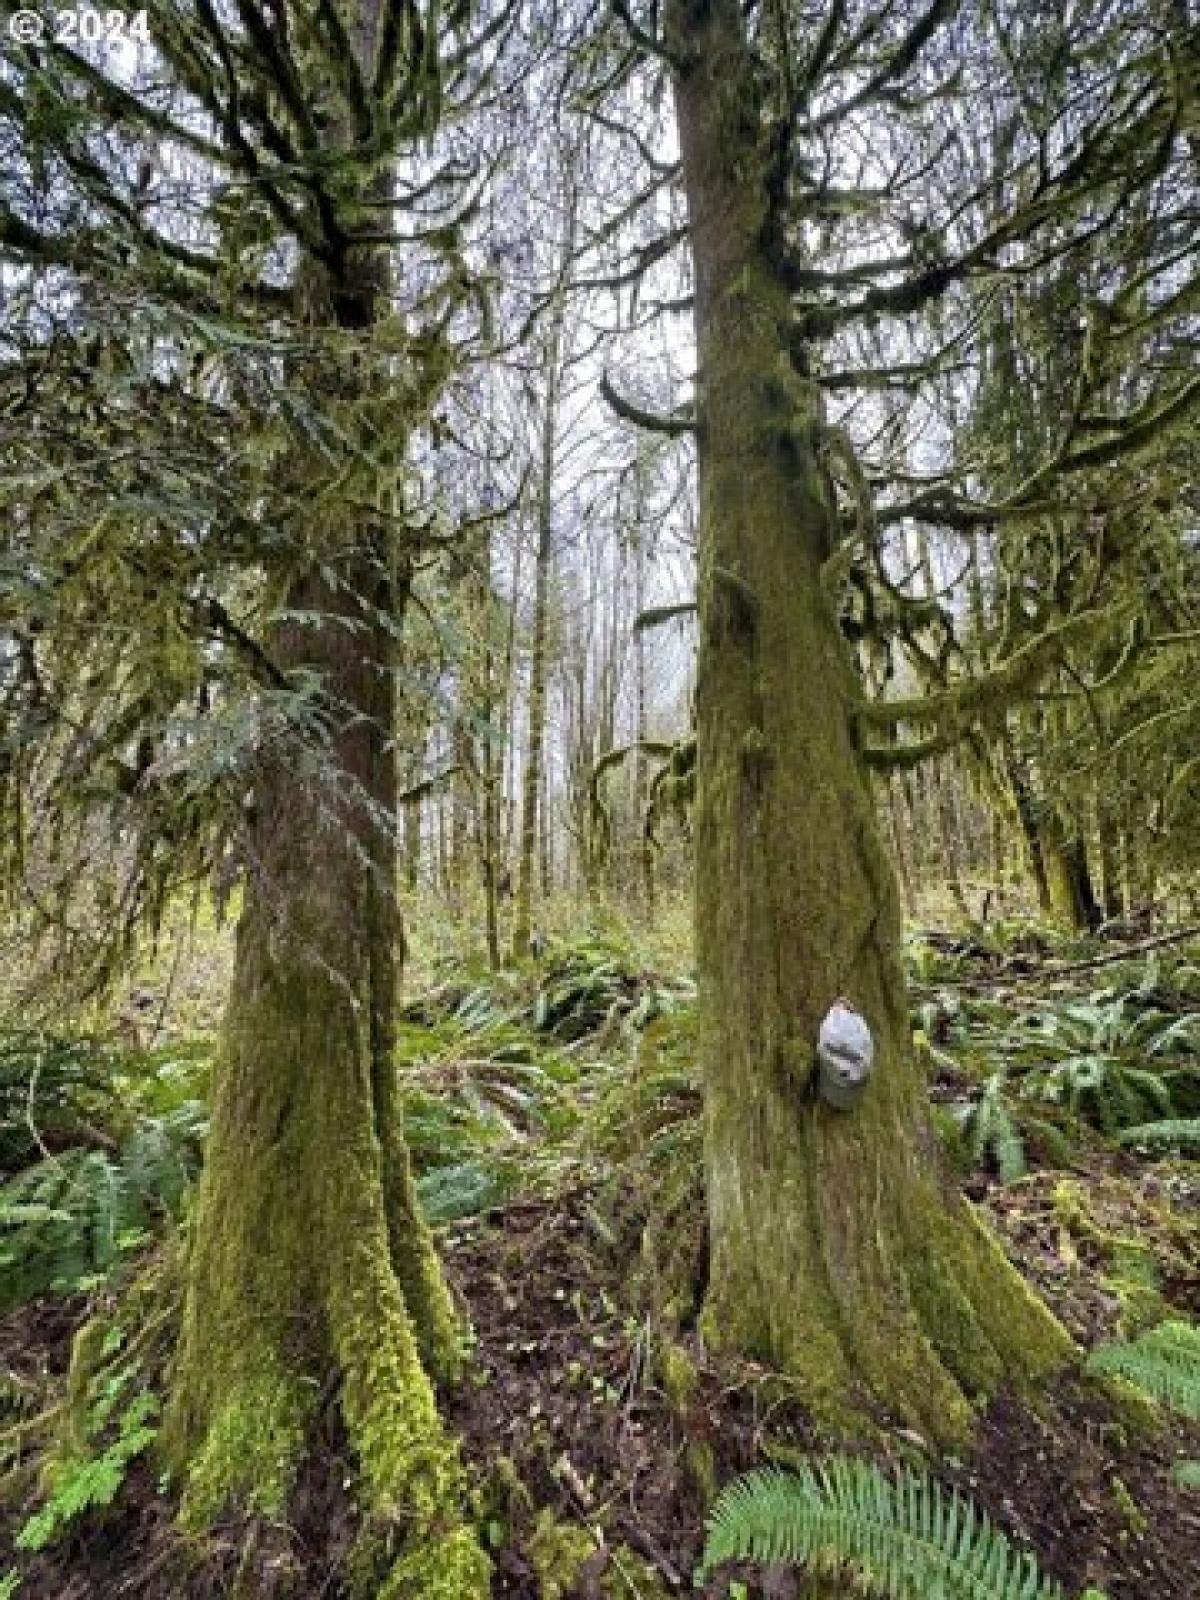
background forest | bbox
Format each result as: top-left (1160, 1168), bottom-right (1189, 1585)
top-left (0, 0), bottom-right (1198, 1597)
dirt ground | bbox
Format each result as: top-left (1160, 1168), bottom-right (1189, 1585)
top-left (3, 1172), bottom-right (1199, 1599)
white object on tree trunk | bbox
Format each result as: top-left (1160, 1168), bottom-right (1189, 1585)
top-left (817, 1000), bottom-right (875, 1110)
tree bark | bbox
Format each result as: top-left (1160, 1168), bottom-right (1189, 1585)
top-left (475, 529), bottom-right (504, 971)
top-left (161, 21), bottom-right (487, 1578)
top-left (667, 0), bottom-right (1069, 1442)
top-left (164, 557), bottom-right (486, 1592)
top-left (403, 783), bottom-right (423, 892)
top-left (933, 757), bottom-right (970, 918)
top-left (633, 530), bottom-right (657, 913)
top-left (512, 310), bottom-right (563, 958)
top-left (1043, 808), bottom-right (1102, 931)
top-left (1004, 744), bottom-right (1052, 912)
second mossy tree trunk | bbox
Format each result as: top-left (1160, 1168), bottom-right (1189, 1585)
top-left (160, 5), bottom-right (488, 1579)
top-left (667, 0), bottom-right (1070, 1443)
top-left (1042, 809), bottom-right (1103, 932)
top-left (163, 548), bottom-right (488, 1597)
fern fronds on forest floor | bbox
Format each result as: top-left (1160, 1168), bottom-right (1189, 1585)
top-left (700, 1456), bottom-right (1065, 1599)
top-left (0, 1103), bottom-right (205, 1309)
top-left (1085, 1320), bottom-right (1200, 1419)
top-left (1117, 1118), bottom-right (1200, 1152)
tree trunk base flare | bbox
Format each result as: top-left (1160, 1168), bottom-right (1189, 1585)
top-left (698, 1119), bottom-right (1072, 1445)
top-left (161, 911), bottom-right (489, 1598)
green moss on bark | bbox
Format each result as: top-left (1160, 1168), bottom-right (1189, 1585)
top-left (178, 1365), bottom-right (312, 1527)
top-left (658, 1339), bottom-right (699, 1411)
top-left (59, 1318), bottom-right (110, 1465)
top-left (667, 0), bottom-right (1072, 1449)
top-left (374, 1052), bottom-right (466, 1385)
top-left (326, 1240), bottom-right (472, 1544)
top-left (164, 847), bottom-right (485, 1586)
top-left (374, 1526), bottom-right (491, 1598)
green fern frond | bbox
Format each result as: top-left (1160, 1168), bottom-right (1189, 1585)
top-left (417, 1160), bottom-right (507, 1224)
top-left (990, 1105), bottom-right (1028, 1185)
top-left (1117, 1119), bottom-right (1200, 1152)
top-left (966, 1075), bottom-right (1028, 1184)
top-left (699, 1458), bottom-right (1063, 1599)
top-left (0, 1028), bottom-right (125, 1170)
top-left (1115, 1067), bottom-right (1173, 1120)
top-left (1085, 1322), bottom-right (1200, 1418)
top-left (0, 1105), bottom-right (205, 1309)
top-left (1173, 1460), bottom-right (1200, 1490)
top-left (1145, 1012), bottom-right (1200, 1057)
top-left (15, 1391), bottom-right (158, 1551)
top-left (1020, 1116), bottom-right (1076, 1169)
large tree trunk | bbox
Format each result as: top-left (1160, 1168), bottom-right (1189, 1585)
top-left (163, 556), bottom-right (487, 1593)
top-left (162, 47), bottom-right (487, 1576)
top-left (668, 0), bottom-right (1069, 1443)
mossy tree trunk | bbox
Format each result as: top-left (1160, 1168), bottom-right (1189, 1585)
top-left (1043, 808), bottom-right (1102, 931)
top-left (162, 14), bottom-right (487, 1586)
top-left (1004, 746), bottom-right (1053, 912)
top-left (164, 546), bottom-right (487, 1590)
top-left (667, 0), bottom-right (1070, 1443)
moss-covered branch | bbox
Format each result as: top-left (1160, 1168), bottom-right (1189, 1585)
top-left (860, 607), bottom-right (1116, 730)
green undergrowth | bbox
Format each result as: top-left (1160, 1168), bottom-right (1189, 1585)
top-left (1085, 1320), bottom-right (1200, 1492)
top-left (1049, 1175), bottom-right (1199, 1336)
top-left (700, 1456), bottom-right (1097, 1600)
top-left (397, 930), bottom-right (697, 1225)
top-left (0, 1029), bottom-right (210, 1175)
top-left (1085, 1320), bottom-right (1200, 1419)
top-left (1, 1244), bottom-right (179, 1585)
top-left (1, 918), bottom-right (1197, 1591)
top-left (581, 1009), bottom-right (704, 1319)
top-left (0, 1106), bottom-right (205, 1310)
top-left (1, 1032), bottom-right (210, 1310)
top-left (399, 928), bottom-right (1199, 1353)
top-left (525, 1507), bottom-right (672, 1599)
top-left (917, 940), bottom-right (1200, 1186)
top-left (980, 1162), bottom-right (1199, 1372)
top-left (2, 927), bottom-right (1194, 1333)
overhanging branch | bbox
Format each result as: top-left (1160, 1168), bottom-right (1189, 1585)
top-left (600, 373), bottom-right (696, 436)
top-left (634, 601), bottom-right (698, 631)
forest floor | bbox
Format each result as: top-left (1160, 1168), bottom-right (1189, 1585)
top-left (2, 904), bottom-right (1199, 1598)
